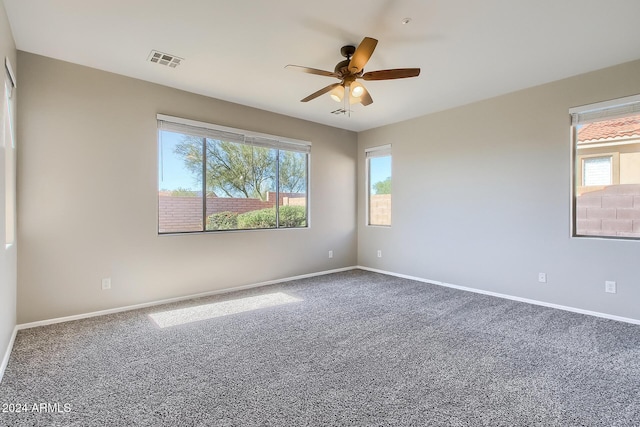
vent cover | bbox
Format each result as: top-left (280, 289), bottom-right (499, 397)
top-left (148, 50), bottom-right (183, 68)
top-left (331, 108), bottom-right (348, 115)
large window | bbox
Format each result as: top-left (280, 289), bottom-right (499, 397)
top-left (571, 95), bottom-right (640, 239)
top-left (157, 115), bottom-right (309, 234)
top-left (366, 145), bottom-right (391, 226)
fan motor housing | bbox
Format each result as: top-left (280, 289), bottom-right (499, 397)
top-left (334, 59), bottom-right (351, 75)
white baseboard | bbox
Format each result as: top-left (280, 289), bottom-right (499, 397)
top-left (14, 264), bottom-right (639, 336)
top-left (0, 326), bottom-right (18, 384)
top-left (357, 265), bottom-right (640, 326)
top-left (17, 266), bottom-right (358, 331)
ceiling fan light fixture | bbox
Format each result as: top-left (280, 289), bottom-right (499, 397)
top-left (351, 83), bottom-right (364, 98)
top-left (330, 86), bottom-right (344, 102)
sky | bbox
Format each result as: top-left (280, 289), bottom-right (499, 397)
top-left (158, 131), bottom-right (201, 191)
top-left (369, 155), bottom-right (392, 188)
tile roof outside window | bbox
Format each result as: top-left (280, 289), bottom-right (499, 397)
top-left (577, 114), bottom-right (640, 143)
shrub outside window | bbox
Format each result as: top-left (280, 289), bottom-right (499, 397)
top-left (157, 115), bottom-right (309, 234)
top-left (571, 95), bottom-right (640, 239)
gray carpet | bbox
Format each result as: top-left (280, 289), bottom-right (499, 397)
top-left (1, 269), bottom-right (639, 426)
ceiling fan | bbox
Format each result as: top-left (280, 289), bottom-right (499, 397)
top-left (286, 36), bottom-right (420, 109)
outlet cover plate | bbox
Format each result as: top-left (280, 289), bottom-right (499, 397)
top-left (605, 281), bottom-right (616, 294)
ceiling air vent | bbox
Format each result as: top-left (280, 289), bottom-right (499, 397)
top-left (331, 108), bottom-right (348, 115)
top-left (148, 50), bottom-right (183, 68)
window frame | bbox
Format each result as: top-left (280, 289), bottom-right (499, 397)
top-left (570, 94), bottom-right (640, 240)
top-left (365, 144), bottom-right (392, 227)
top-left (157, 114), bottom-right (310, 235)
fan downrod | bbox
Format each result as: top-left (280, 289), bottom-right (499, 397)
top-left (335, 45), bottom-right (357, 75)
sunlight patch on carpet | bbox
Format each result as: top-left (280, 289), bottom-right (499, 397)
top-left (148, 292), bottom-right (302, 328)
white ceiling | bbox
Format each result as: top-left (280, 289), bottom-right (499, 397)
top-left (4, 0), bottom-right (640, 132)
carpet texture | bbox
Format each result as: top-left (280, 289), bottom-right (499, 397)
top-left (1, 270), bottom-right (639, 426)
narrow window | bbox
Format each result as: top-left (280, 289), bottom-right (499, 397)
top-left (571, 95), bottom-right (640, 239)
top-left (366, 145), bottom-right (391, 226)
top-left (4, 59), bottom-right (16, 247)
top-left (157, 115), bottom-right (309, 234)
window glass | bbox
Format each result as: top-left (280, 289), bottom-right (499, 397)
top-left (582, 156), bottom-right (612, 186)
top-left (4, 78), bottom-right (16, 245)
top-left (572, 100), bottom-right (640, 239)
top-left (367, 148), bottom-right (391, 226)
top-left (205, 141), bottom-right (278, 231)
top-left (278, 151), bottom-right (308, 228)
top-left (158, 119), bottom-right (309, 234)
top-left (158, 130), bottom-right (203, 233)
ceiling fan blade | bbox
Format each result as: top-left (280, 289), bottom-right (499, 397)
top-left (285, 65), bottom-right (340, 78)
top-left (348, 37), bottom-right (378, 74)
top-left (359, 86), bottom-right (373, 106)
top-left (300, 83), bottom-right (341, 102)
top-left (362, 68), bottom-right (421, 81)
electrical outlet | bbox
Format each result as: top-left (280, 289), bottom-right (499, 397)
top-left (605, 281), bottom-right (616, 294)
top-left (328, 250), bottom-right (333, 259)
top-left (377, 250), bottom-right (382, 258)
top-left (101, 278), bottom-right (111, 290)
top-left (538, 273), bottom-right (547, 283)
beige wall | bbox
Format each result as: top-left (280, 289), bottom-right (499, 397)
top-left (0, 0), bottom-right (17, 372)
top-left (621, 151), bottom-right (640, 183)
top-left (358, 59), bottom-right (640, 321)
top-left (16, 52), bottom-right (357, 323)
